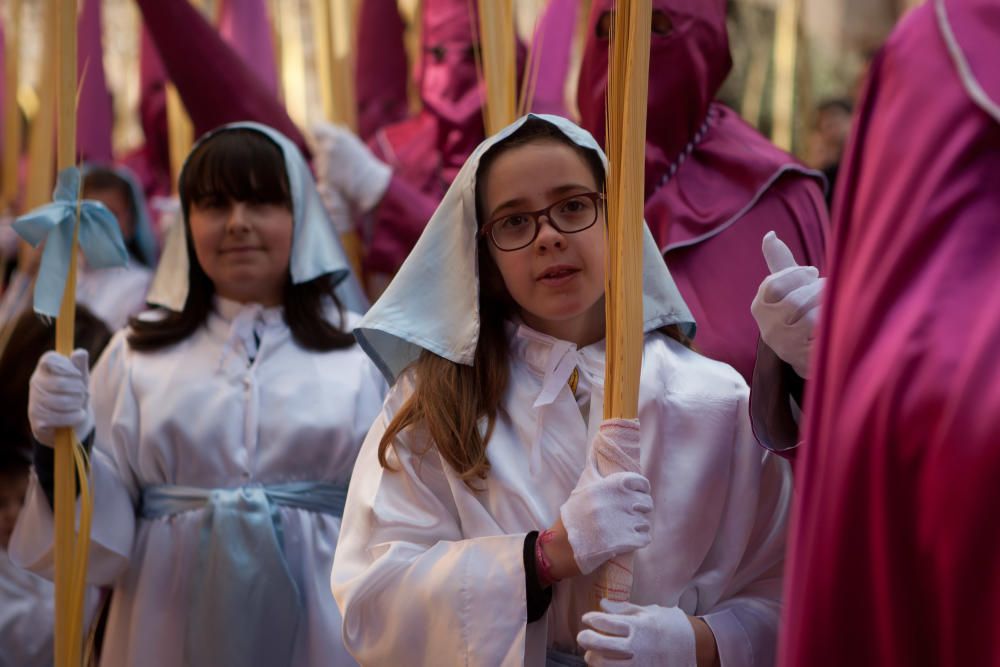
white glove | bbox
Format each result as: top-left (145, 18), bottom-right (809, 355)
top-left (316, 178), bottom-right (354, 235)
top-left (751, 231), bottom-right (825, 379)
top-left (28, 350), bottom-right (94, 446)
top-left (578, 600), bottom-right (696, 667)
top-left (560, 420), bottom-right (653, 576)
top-left (312, 122), bottom-right (392, 214)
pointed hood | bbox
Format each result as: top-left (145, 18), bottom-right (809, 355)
top-left (76, 0), bottom-right (114, 163)
top-left (577, 0), bottom-right (823, 253)
top-left (135, 0), bottom-right (310, 157)
top-left (355, 0), bottom-right (409, 140)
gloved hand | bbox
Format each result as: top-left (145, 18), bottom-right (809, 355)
top-left (751, 231), bottom-right (825, 379)
top-left (28, 349), bottom-right (94, 446)
top-left (560, 420), bottom-right (653, 576)
top-left (312, 122), bottom-right (392, 214)
top-left (578, 600), bottom-right (697, 667)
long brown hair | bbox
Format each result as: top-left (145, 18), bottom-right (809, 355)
top-left (379, 119), bottom-right (690, 483)
top-left (127, 129), bottom-right (354, 353)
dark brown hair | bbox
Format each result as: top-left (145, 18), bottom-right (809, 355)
top-left (379, 118), bottom-right (688, 483)
top-left (127, 129), bottom-right (354, 352)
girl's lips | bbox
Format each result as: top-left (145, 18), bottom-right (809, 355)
top-left (537, 266), bottom-right (581, 286)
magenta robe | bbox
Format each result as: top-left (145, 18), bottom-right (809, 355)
top-left (780, 0), bottom-right (1000, 664)
top-left (355, 0), bottom-right (409, 141)
top-left (578, 0), bottom-right (828, 382)
top-left (362, 0), bottom-right (486, 275)
top-left (135, 0), bottom-right (309, 156)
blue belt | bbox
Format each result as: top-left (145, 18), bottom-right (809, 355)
top-left (141, 482), bottom-right (348, 667)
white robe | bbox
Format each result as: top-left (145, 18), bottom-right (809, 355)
top-left (332, 324), bottom-right (791, 666)
top-left (76, 263), bottom-right (153, 332)
top-left (0, 549), bottom-right (100, 667)
top-left (10, 298), bottom-right (387, 667)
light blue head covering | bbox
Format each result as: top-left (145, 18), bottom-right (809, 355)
top-left (355, 113), bottom-right (695, 384)
top-left (145, 121), bottom-right (368, 313)
top-left (81, 162), bottom-right (158, 267)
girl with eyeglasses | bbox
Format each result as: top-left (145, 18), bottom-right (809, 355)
top-left (333, 115), bottom-right (790, 666)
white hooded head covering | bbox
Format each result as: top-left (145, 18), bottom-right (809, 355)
top-left (145, 121), bottom-right (368, 313)
top-left (355, 113), bottom-right (695, 384)
top-left (81, 163), bottom-right (158, 267)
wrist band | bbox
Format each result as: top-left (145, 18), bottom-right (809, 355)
top-left (535, 529), bottom-right (560, 588)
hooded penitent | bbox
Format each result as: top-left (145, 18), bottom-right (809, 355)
top-left (363, 0), bottom-right (490, 276)
top-left (135, 0), bottom-right (310, 157)
top-left (355, 0), bottom-right (409, 141)
top-left (120, 26), bottom-right (172, 203)
top-left (76, 0), bottom-right (114, 164)
top-left (780, 1), bottom-right (1000, 664)
top-left (577, 0), bottom-right (829, 381)
top-left (216, 0), bottom-right (279, 97)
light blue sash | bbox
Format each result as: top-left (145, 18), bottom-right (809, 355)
top-left (140, 482), bottom-right (348, 667)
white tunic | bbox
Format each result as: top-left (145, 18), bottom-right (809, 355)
top-left (332, 324), bottom-right (791, 666)
top-left (0, 549), bottom-right (100, 667)
top-left (76, 263), bottom-right (153, 332)
top-left (11, 299), bottom-right (387, 667)
top-left (0, 548), bottom-right (55, 667)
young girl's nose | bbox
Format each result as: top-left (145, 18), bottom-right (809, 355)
top-left (534, 216), bottom-right (566, 251)
top-left (226, 202), bottom-right (251, 233)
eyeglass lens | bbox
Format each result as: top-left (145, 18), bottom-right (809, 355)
top-left (491, 194), bottom-right (599, 251)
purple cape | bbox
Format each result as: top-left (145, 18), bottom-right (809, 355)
top-left (355, 0), bottom-right (409, 141)
top-left (135, 0), bottom-right (308, 156)
top-left (577, 0), bottom-right (829, 381)
top-left (780, 0), bottom-right (1000, 663)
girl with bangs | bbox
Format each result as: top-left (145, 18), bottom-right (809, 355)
top-left (11, 123), bottom-right (385, 667)
top-left (333, 115), bottom-right (791, 666)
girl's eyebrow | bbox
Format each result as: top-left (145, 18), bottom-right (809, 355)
top-left (490, 183), bottom-right (593, 218)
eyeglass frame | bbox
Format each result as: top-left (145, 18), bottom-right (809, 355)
top-left (478, 191), bottom-right (606, 252)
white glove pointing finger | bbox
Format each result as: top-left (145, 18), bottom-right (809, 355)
top-left (751, 231), bottom-right (825, 378)
top-left (29, 349), bottom-right (94, 447)
top-left (579, 599), bottom-right (697, 667)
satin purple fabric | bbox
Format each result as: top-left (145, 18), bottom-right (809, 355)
top-left (355, 0), bottom-right (409, 140)
top-left (577, 0), bottom-right (829, 380)
top-left (365, 0), bottom-right (487, 275)
top-left (216, 0), bottom-right (279, 97)
top-left (135, 0), bottom-right (309, 156)
top-left (781, 1), bottom-right (1000, 663)
top-left (76, 0), bottom-right (114, 164)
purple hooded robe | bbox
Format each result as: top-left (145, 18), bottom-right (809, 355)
top-left (780, 0), bottom-right (1000, 663)
top-left (578, 0), bottom-right (830, 382)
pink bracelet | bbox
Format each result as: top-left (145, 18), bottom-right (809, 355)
top-left (535, 529), bottom-right (560, 588)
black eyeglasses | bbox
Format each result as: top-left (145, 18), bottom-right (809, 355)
top-left (480, 191), bottom-right (605, 252)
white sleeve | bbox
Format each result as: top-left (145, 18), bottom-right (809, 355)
top-left (8, 333), bottom-right (138, 586)
top-left (350, 354), bottom-right (389, 450)
top-left (331, 382), bottom-right (530, 667)
top-left (699, 399), bottom-right (793, 667)
top-left (0, 554), bottom-right (54, 667)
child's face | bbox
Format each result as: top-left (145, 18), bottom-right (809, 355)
top-left (0, 469), bottom-right (28, 551)
top-left (189, 198), bottom-right (293, 307)
top-left (84, 186), bottom-right (135, 240)
top-left (482, 140), bottom-right (607, 344)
